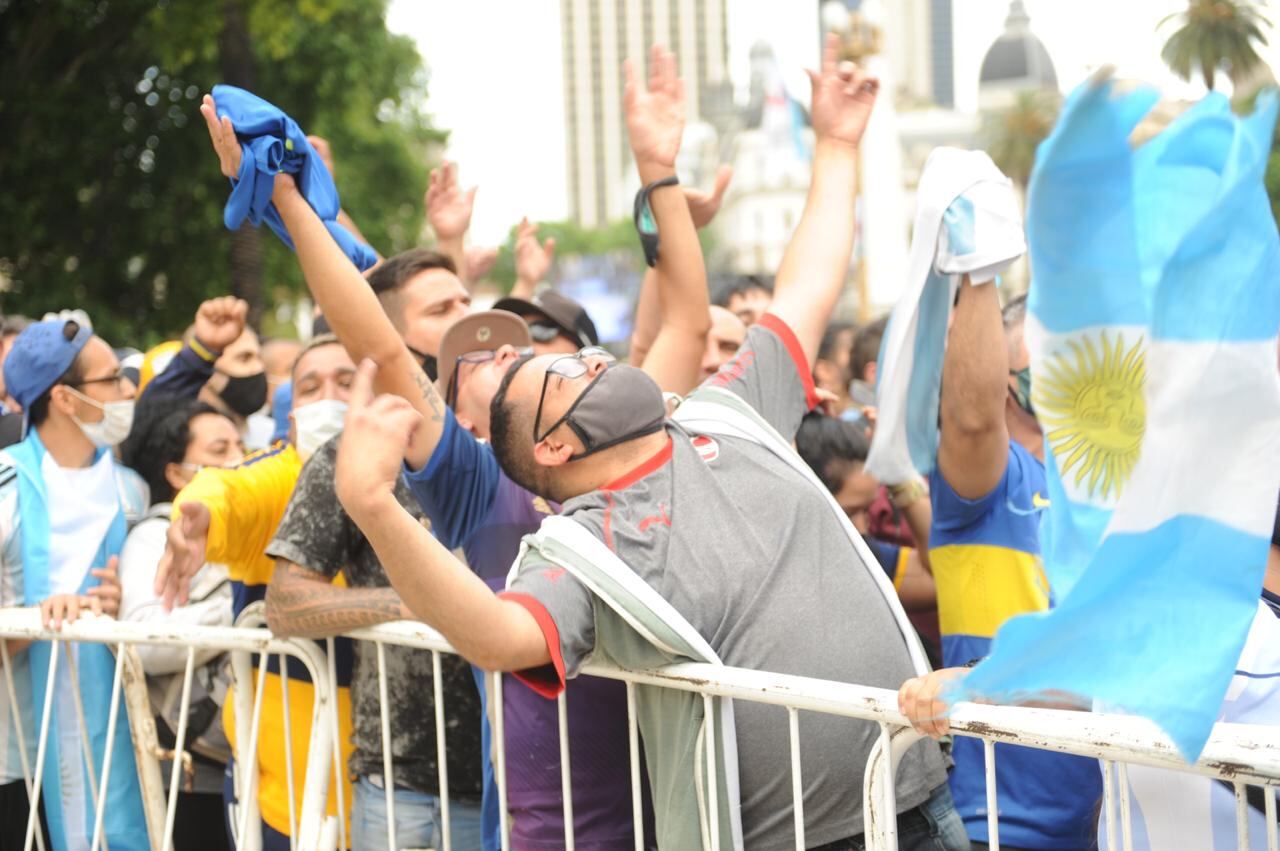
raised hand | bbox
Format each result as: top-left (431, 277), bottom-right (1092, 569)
top-left (683, 164), bottom-right (733, 230)
top-left (154, 501), bottom-right (212, 610)
top-left (88, 556), bottom-right (122, 618)
top-left (193, 296), bottom-right (248, 352)
top-left (336, 360), bottom-right (424, 522)
top-left (805, 32), bottom-right (880, 149)
top-left (307, 134), bottom-right (336, 179)
top-left (425, 160), bottom-right (477, 242)
top-left (624, 44), bottom-right (686, 170)
top-left (199, 94), bottom-right (243, 178)
top-left (514, 218), bottom-right (556, 286)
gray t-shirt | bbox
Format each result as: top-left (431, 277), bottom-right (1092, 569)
top-left (266, 436), bottom-right (483, 799)
top-left (507, 316), bottom-right (948, 848)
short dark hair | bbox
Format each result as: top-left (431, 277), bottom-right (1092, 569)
top-left (121, 397), bottom-right (223, 503)
top-left (849, 315), bottom-right (889, 384)
top-left (818, 321), bottom-right (854, 362)
top-left (1002, 294), bottom-right (1028, 329)
top-left (795, 411), bottom-right (870, 494)
top-left (366, 248), bottom-right (458, 332)
top-left (489, 353), bottom-right (539, 491)
top-left (712, 275), bottom-right (774, 308)
top-left (26, 321), bottom-right (88, 428)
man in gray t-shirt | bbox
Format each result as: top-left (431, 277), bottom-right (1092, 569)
top-left (334, 40), bottom-right (963, 851)
top-left (504, 318), bottom-right (948, 847)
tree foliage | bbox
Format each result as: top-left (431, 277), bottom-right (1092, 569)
top-left (488, 219), bottom-right (643, 291)
top-left (0, 0), bottom-right (443, 347)
top-left (1160, 0), bottom-right (1272, 91)
top-left (982, 90), bottom-right (1060, 187)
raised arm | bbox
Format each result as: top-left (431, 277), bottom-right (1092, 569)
top-left (626, 45), bottom-right (711, 396)
top-left (336, 360), bottom-right (549, 671)
top-left (511, 218), bottom-right (555, 301)
top-left (200, 95), bottom-right (445, 469)
top-left (767, 33), bottom-right (879, 368)
top-left (935, 278), bottom-right (1009, 500)
top-left (426, 160), bottom-right (477, 286)
top-left (631, 166), bottom-right (732, 370)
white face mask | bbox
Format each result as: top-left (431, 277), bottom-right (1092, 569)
top-left (66, 388), bottom-right (135, 448)
top-left (293, 399), bottom-right (348, 462)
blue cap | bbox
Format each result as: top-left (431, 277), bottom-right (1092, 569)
top-left (3, 319), bottom-right (93, 411)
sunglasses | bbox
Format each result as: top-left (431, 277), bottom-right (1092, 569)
top-left (446, 346), bottom-right (534, 407)
top-left (528, 321), bottom-right (567, 344)
top-left (533, 346), bottom-right (615, 443)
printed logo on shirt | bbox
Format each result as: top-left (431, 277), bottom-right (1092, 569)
top-left (531, 496), bottom-right (554, 515)
top-left (709, 349), bottom-right (755, 389)
top-left (638, 504), bottom-right (672, 532)
top-left (692, 435), bottom-right (720, 464)
top-left (541, 567), bottom-right (567, 583)
top-left (1006, 491), bottom-right (1050, 516)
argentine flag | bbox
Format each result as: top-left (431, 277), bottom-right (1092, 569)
top-left (866, 149), bottom-right (1024, 485)
top-left (960, 76), bottom-right (1280, 760)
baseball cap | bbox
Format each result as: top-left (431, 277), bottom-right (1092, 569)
top-left (3, 319), bottom-right (94, 412)
top-left (492, 290), bottom-right (599, 349)
top-left (436, 310), bottom-right (533, 400)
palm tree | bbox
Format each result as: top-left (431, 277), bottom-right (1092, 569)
top-left (983, 90), bottom-right (1060, 187)
top-left (1160, 0), bottom-right (1272, 91)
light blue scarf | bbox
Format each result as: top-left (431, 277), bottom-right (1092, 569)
top-left (7, 431), bottom-right (149, 851)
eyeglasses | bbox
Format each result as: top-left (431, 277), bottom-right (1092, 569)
top-left (446, 347), bottom-right (534, 407)
top-left (533, 346), bottom-right (615, 442)
top-left (73, 371), bottom-right (130, 391)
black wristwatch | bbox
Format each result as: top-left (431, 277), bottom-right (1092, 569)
top-left (633, 175), bottom-right (679, 267)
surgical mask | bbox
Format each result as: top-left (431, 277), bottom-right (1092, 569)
top-left (293, 399), bottom-right (348, 462)
top-left (539, 363), bottom-right (666, 460)
top-left (66, 388), bottom-right (135, 448)
top-left (1010, 367), bottom-right (1035, 417)
top-left (217, 370), bottom-right (268, 418)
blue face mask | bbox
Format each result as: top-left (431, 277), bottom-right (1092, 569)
top-left (1009, 367), bottom-right (1034, 416)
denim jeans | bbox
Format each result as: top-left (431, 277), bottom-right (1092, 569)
top-left (809, 782), bottom-right (970, 851)
top-left (352, 775), bottom-right (486, 850)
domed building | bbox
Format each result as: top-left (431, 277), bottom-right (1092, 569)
top-left (978, 0), bottom-right (1058, 111)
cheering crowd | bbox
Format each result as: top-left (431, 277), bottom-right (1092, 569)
top-left (2, 32), bottom-right (1279, 851)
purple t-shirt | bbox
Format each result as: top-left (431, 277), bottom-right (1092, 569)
top-left (405, 412), bottom-right (648, 849)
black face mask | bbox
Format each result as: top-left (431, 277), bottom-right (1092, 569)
top-left (409, 346), bottom-right (439, 383)
top-left (537, 364), bottom-right (666, 460)
top-left (217, 370), bottom-right (268, 418)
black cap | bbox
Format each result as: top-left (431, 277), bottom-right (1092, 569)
top-left (492, 290), bottom-right (598, 348)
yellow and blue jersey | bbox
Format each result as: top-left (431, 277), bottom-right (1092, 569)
top-left (929, 442), bottom-right (1102, 849)
top-left (173, 443), bottom-right (355, 839)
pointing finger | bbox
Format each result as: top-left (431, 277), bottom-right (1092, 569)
top-left (350, 358), bottom-right (379, 409)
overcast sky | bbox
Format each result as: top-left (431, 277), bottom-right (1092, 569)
top-left (387, 0), bottom-right (1280, 245)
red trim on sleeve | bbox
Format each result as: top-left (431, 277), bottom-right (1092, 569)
top-left (757, 313), bottom-right (821, 411)
top-left (601, 436), bottom-right (673, 491)
top-left (499, 592), bottom-right (567, 699)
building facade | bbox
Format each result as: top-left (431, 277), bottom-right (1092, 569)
top-left (561, 0), bottom-right (730, 227)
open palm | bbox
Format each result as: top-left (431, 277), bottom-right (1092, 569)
top-left (807, 33), bottom-right (880, 149)
top-left (625, 44), bottom-right (686, 169)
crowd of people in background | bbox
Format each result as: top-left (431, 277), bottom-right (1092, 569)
top-left (0, 32), bottom-right (1277, 851)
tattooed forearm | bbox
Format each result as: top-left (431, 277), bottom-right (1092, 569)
top-left (410, 366), bottom-right (446, 422)
top-left (266, 561), bottom-right (411, 639)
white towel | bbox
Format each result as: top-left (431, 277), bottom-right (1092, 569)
top-left (865, 148), bottom-right (1024, 485)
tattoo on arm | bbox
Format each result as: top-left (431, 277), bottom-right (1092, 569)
top-left (410, 366), bottom-right (445, 423)
top-left (266, 561), bottom-right (409, 638)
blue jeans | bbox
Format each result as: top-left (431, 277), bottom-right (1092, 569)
top-left (810, 783), bottom-right (969, 851)
top-left (352, 774), bottom-right (486, 850)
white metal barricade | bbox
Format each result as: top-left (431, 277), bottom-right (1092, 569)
top-left (0, 607), bottom-right (337, 851)
top-left (2, 609), bottom-right (1277, 851)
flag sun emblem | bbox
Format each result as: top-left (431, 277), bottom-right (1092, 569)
top-left (1035, 330), bottom-right (1146, 501)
